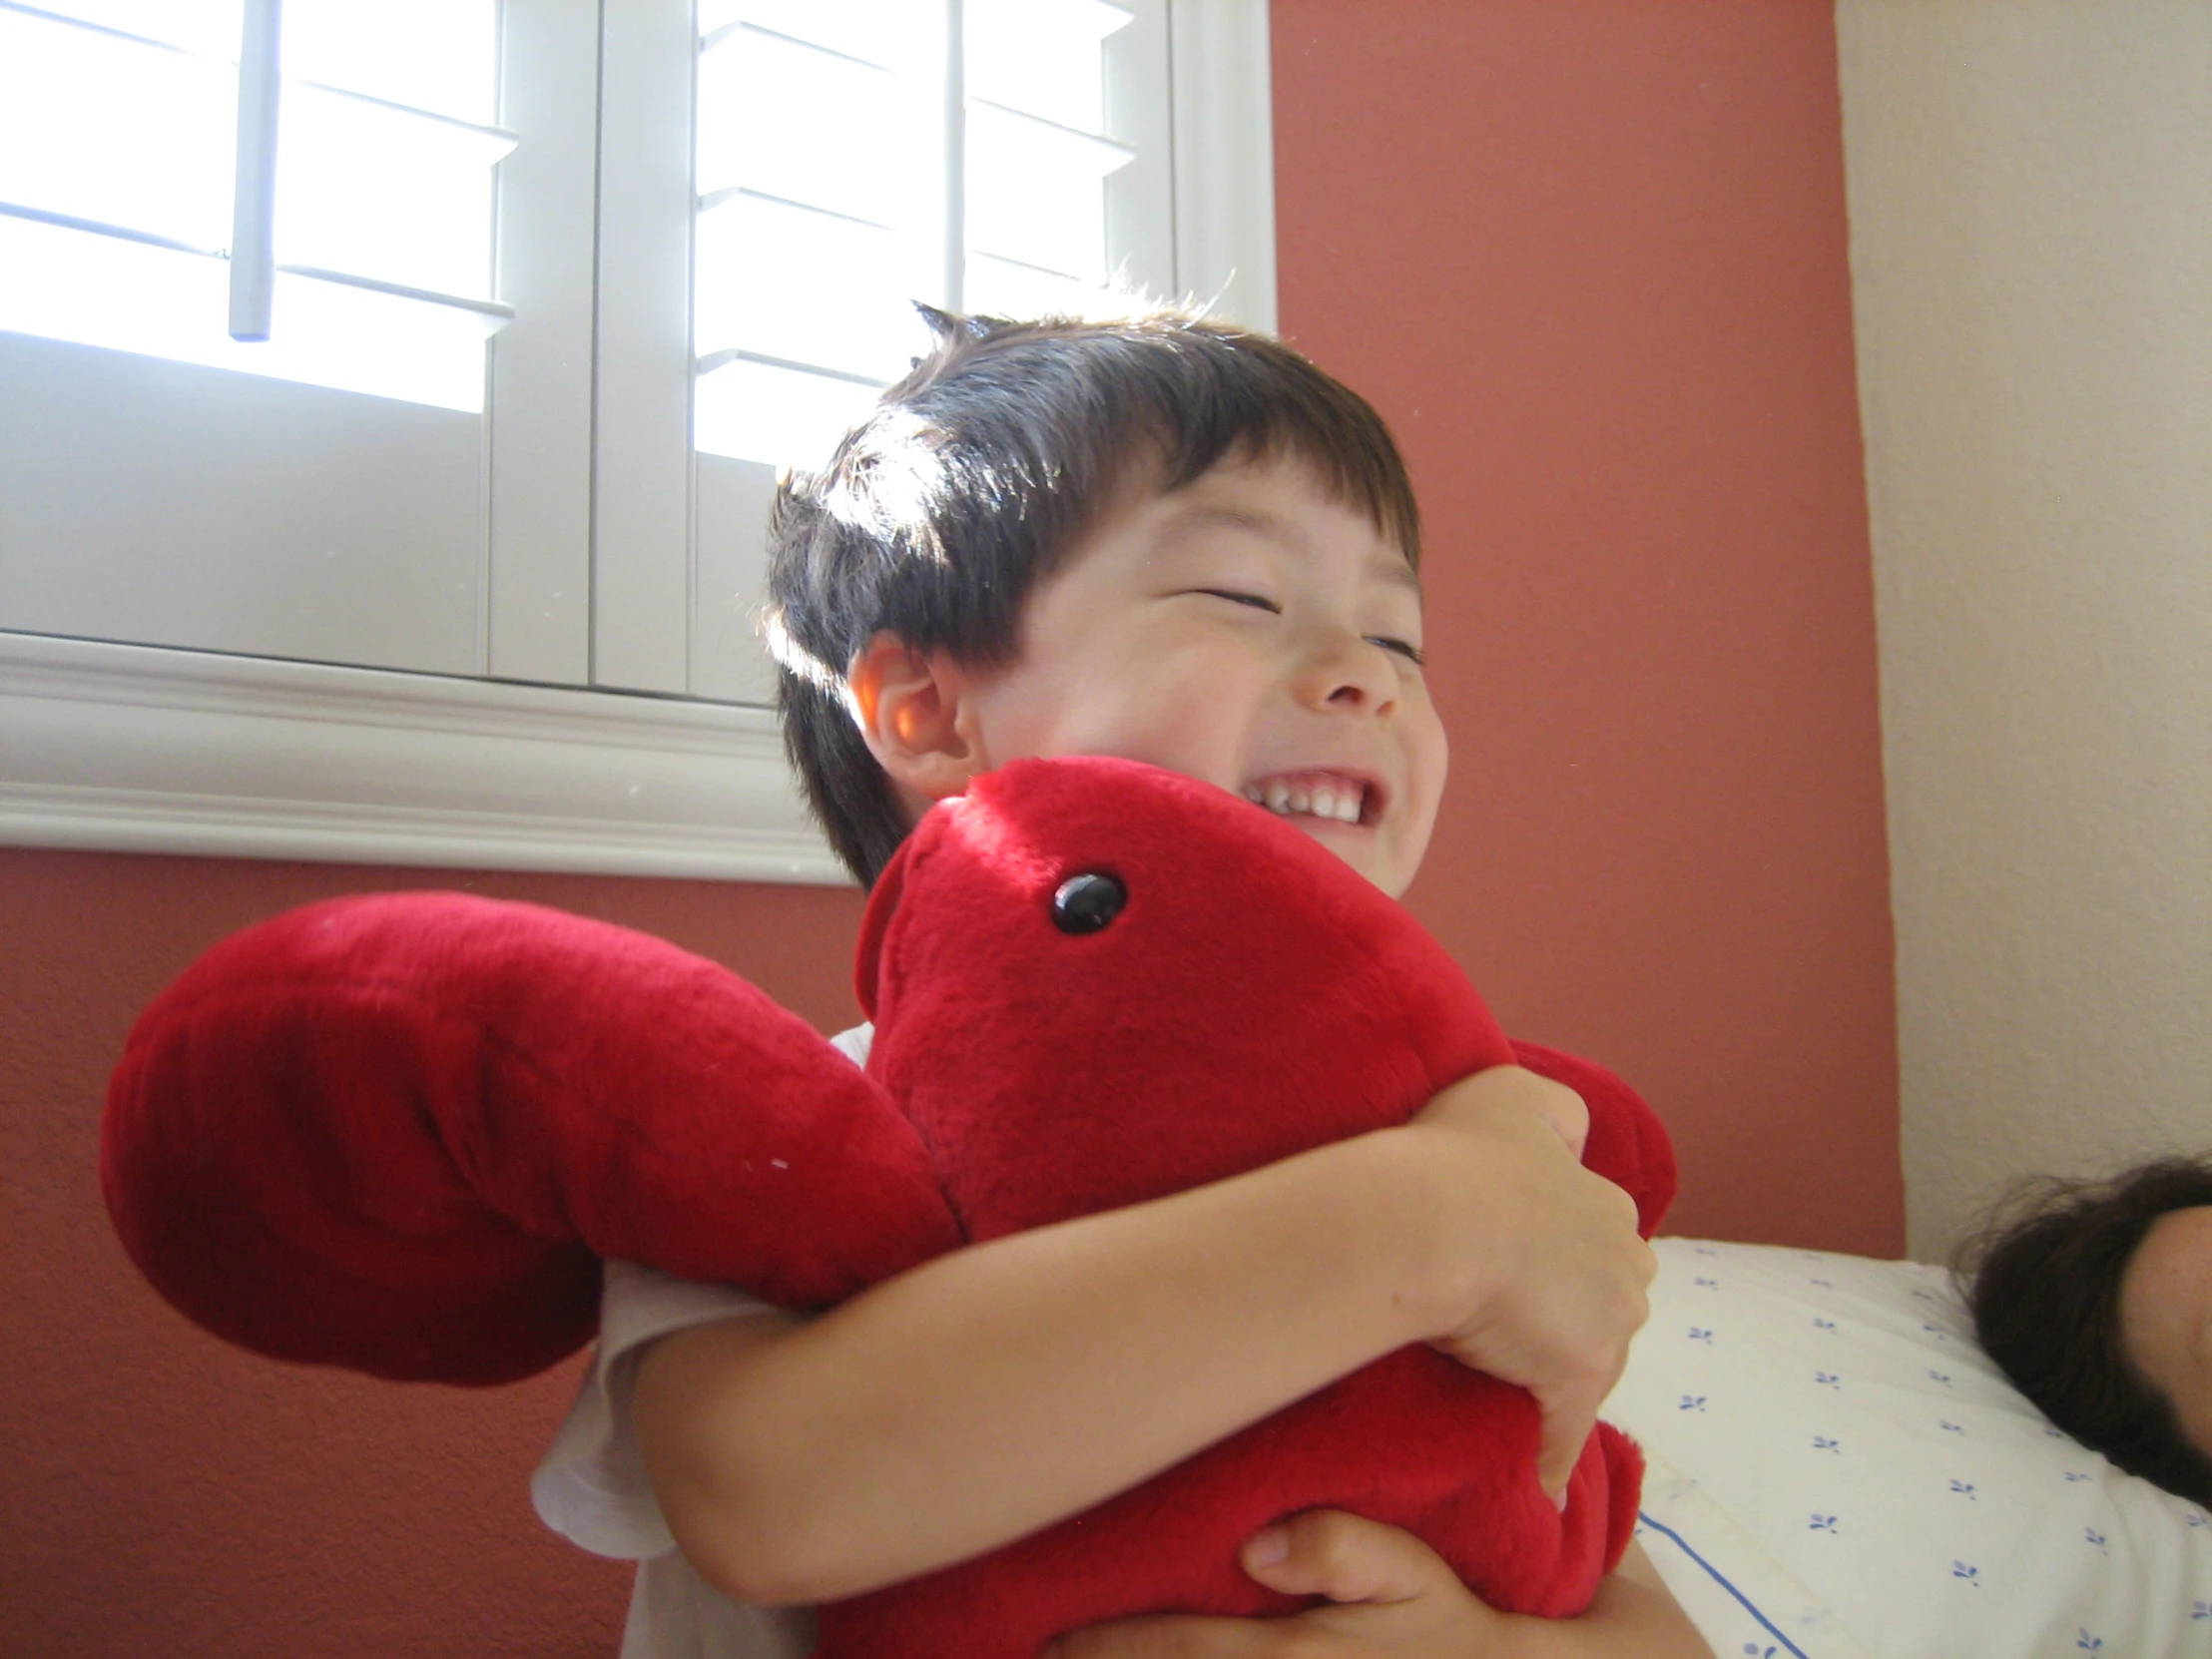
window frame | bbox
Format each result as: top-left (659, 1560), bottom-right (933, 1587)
top-left (0, 0), bottom-right (1276, 883)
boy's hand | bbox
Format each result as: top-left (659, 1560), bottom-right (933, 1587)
top-left (1045, 1509), bottom-right (1505, 1658)
top-left (1400, 1066), bottom-right (1655, 1501)
top-left (1046, 1515), bottom-right (1715, 1659)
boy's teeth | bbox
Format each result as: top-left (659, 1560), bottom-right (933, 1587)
top-left (1245, 779), bottom-right (1366, 824)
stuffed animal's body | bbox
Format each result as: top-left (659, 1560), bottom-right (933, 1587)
top-left (103, 756), bottom-right (1675, 1659)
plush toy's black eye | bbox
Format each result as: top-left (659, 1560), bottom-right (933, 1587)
top-left (1051, 872), bottom-right (1126, 935)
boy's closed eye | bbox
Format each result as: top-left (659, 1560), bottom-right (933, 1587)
top-left (1191, 586), bottom-right (1281, 613)
top-left (1188, 588), bottom-right (1427, 667)
top-left (1370, 636), bottom-right (1425, 667)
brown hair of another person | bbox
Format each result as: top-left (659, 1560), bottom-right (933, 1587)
top-left (1960, 1156), bottom-right (2212, 1505)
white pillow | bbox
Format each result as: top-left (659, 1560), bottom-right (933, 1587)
top-left (1605, 1238), bottom-right (2212, 1658)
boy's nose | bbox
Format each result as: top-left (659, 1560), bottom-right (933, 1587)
top-left (1297, 632), bottom-right (1399, 715)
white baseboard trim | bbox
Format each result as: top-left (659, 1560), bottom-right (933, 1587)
top-left (0, 631), bottom-right (848, 883)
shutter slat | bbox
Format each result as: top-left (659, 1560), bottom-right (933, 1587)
top-left (965, 99), bottom-right (1128, 280)
top-left (281, 0), bottom-right (496, 127)
top-left (695, 355), bottom-right (880, 472)
top-left (695, 192), bottom-right (924, 383)
top-left (0, 0), bottom-right (507, 410)
top-left (965, 252), bottom-right (1110, 323)
top-left (276, 80), bottom-right (508, 300)
top-left (696, 25), bottom-right (927, 227)
top-left (704, 0), bottom-right (922, 75)
top-left (0, 9), bottom-right (235, 251)
top-left (966, 0), bottom-right (1131, 134)
top-left (4, 0), bottom-right (238, 59)
top-left (687, 0), bottom-right (1176, 468)
top-left (0, 214), bottom-right (498, 410)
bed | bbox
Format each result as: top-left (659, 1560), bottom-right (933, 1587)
top-left (1610, 1238), bottom-right (2212, 1657)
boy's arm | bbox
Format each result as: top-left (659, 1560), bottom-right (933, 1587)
top-left (633, 1065), bottom-right (1654, 1605)
top-left (1048, 1516), bottom-right (1716, 1659)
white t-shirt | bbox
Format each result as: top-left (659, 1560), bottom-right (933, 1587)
top-left (532, 1024), bottom-right (875, 1659)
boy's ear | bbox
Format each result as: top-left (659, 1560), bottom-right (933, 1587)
top-left (847, 633), bottom-right (990, 804)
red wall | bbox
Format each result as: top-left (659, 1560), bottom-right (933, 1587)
top-left (3, 4), bottom-right (1901, 1652)
top-left (1274, 0), bottom-right (1901, 1254)
top-left (1, 847), bottom-right (865, 1657)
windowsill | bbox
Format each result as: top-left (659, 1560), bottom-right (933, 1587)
top-left (0, 630), bottom-right (848, 883)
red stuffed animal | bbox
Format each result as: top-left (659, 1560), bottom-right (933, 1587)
top-left (104, 755), bottom-right (1674, 1659)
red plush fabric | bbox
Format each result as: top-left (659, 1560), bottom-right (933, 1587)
top-left (103, 892), bottom-right (960, 1383)
top-left (101, 754), bottom-right (1674, 1656)
top-left (821, 758), bottom-right (1672, 1656)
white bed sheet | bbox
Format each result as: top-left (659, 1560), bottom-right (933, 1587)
top-left (1607, 1238), bottom-right (2212, 1658)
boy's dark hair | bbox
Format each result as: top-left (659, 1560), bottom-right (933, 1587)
top-left (1959, 1155), bottom-right (2212, 1505)
top-left (762, 306), bottom-right (1421, 886)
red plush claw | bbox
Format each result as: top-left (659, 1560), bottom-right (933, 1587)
top-left (102, 891), bottom-right (961, 1385)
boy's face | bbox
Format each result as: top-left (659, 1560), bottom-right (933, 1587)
top-left (956, 455), bottom-right (1445, 897)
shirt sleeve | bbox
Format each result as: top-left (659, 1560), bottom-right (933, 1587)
top-left (531, 1021), bottom-right (874, 1561)
top-left (532, 1259), bottom-right (783, 1559)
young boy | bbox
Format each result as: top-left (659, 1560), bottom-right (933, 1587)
top-left (534, 309), bottom-right (1711, 1658)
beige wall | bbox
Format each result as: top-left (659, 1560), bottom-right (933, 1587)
top-left (1839, 1), bottom-right (2212, 1259)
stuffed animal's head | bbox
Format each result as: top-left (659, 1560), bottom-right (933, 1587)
top-left (861, 757), bottom-right (1550, 1240)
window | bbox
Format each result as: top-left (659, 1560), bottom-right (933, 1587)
top-left (0, 0), bottom-right (1275, 880)
top-left (0, 0), bottom-right (512, 409)
top-left (691, 0), bottom-right (1169, 469)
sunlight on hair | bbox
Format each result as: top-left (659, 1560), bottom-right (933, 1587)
top-left (808, 406), bottom-right (956, 564)
top-left (758, 607), bottom-right (848, 697)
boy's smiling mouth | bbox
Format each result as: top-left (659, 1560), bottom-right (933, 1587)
top-left (1241, 770), bottom-right (1379, 827)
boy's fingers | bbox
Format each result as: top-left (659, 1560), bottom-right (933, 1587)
top-left (1529, 1253), bottom-right (1647, 1501)
top-left (1239, 1508), bottom-right (1454, 1606)
top-left (1046, 1512), bottom-right (1464, 1657)
top-left (1537, 1078), bottom-right (1590, 1159)
top-left (1422, 1065), bottom-right (1588, 1158)
top-left (1532, 1388), bottom-right (1602, 1503)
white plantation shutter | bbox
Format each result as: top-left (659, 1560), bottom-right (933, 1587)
top-left (0, 0), bottom-right (556, 682)
top-left (677, 0), bottom-right (1212, 703)
top-left (690, 2), bottom-right (945, 467)
top-left (0, 0), bottom-right (1273, 876)
top-left (962, 0), bottom-right (1165, 318)
top-left (0, 0), bottom-right (514, 409)
top-left (689, 0), bottom-right (1170, 470)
